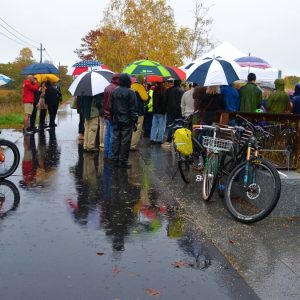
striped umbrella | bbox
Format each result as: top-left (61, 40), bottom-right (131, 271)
top-left (123, 59), bottom-right (171, 77)
top-left (187, 56), bottom-right (240, 86)
top-left (165, 66), bottom-right (186, 81)
top-left (68, 71), bottom-right (114, 96)
top-left (0, 74), bottom-right (11, 86)
top-left (67, 60), bottom-right (110, 76)
top-left (235, 56), bottom-right (271, 69)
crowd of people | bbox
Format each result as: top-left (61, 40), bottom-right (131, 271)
top-left (22, 72), bottom-right (300, 168)
top-left (22, 75), bottom-right (62, 135)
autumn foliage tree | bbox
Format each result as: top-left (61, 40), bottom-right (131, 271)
top-left (75, 0), bottom-right (212, 72)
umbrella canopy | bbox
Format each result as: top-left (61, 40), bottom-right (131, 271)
top-left (187, 56), bottom-right (240, 86)
top-left (0, 74), bottom-right (12, 86)
top-left (68, 71), bottom-right (114, 96)
top-left (34, 74), bottom-right (60, 84)
top-left (67, 60), bottom-right (110, 76)
top-left (123, 59), bottom-right (171, 77)
top-left (165, 66), bottom-right (186, 81)
top-left (235, 56), bottom-right (271, 69)
top-left (20, 63), bottom-right (59, 75)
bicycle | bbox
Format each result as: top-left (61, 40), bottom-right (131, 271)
top-left (0, 130), bottom-right (20, 179)
top-left (0, 179), bottom-right (20, 219)
top-left (200, 115), bottom-right (281, 223)
top-left (169, 115), bottom-right (206, 184)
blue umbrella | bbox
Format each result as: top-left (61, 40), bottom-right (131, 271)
top-left (0, 74), bottom-right (12, 86)
top-left (20, 63), bottom-right (59, 75)
top-left (187, 56), bottom-right (240, 86)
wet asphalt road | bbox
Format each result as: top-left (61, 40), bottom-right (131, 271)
top-left (0, 105), bottom-right (259, 300)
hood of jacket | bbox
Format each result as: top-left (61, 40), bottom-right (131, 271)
top-left (294, 83), bottom-right (300, 96)
top-left (119, 73), bottom-right (131, 88)
top-left (274, 79), bottom-right (285, 91)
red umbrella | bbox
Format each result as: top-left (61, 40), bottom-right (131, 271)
top-left (165, 66), bottom-right (186, 80)
top-left (146, 75), bottom-right (164, 82)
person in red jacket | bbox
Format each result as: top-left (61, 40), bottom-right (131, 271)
top-left (103, 74), bottom-right (120, 159)
top-left (22, 75), bottom-right (39, 135)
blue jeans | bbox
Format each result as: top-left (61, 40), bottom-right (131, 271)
top-left (150, 114), bottom-right (166, 142)
top-left (104, 119), bottom-right (113, 158)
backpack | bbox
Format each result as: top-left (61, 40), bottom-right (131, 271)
top-left (174, 128), bottom-right (193, 156)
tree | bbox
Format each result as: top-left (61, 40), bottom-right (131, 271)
top-left (189, 1), bottom-right (214, 60)
top-left (15, 48), bottom-right (35, 65)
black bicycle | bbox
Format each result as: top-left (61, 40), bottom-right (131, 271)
top-left (0, 130), bottom-right (20, 179)
top-left (201, 115), bottom-right (281, 223)
top-left (0, 179), bottom-right (20, 219)
top-left (169, 115), bottom-right (206, 184)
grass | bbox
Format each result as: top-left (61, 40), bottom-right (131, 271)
top-left (0, 112), bottom-right (23, 129)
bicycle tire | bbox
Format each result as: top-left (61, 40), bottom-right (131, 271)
top-left (225, 158), bottom-right (281, 223)
top-left (0, 139), bottom-right (20, 179)
top-left (0, 179), bottom-right (20, 216)
top-left (177, 138), bottom-right (206, 184)
top-left (202, 152), bottom-right (219, 201)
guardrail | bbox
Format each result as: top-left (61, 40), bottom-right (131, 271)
top-left (218, 111), bottom-right (300, 170)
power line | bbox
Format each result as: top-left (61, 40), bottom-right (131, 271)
top-left (0, 17), bottom-right (39, 45)
top-left (0, 30), bottom-right (29, 47)
top-left (45, 49), bottom-right (54, 63)
top-left (0, 22), bottom-right (37, 48)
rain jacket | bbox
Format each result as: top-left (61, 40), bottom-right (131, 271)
top-left (266, 79), bottom-right (290, 113)
top-left (131, 82), bottom-right (149, 116)
top-left (110, 74), bottom-right (138, 125)
top-left (221, 85), bottom-right (240, 112)
top-left (239, 82), bottom-right (263, 112)
top-left (165, 82), bottom-right (184, 117)
top-left (103, 74), bottom-right (120, 121)
top-left (292, 83), bottom-right (300, 114)
top-left (22, 79), bottom-right (39, 104)
top-left (201, 93), bottom-right (225, 125)
top-left (181, 88), bottom-right (195, 117)
top-left (152, 85), bottom-right (166, 114)
top-left (81, 93), bottom-right (103, 119)
top-left (146, 89), bottom-right (153, 113)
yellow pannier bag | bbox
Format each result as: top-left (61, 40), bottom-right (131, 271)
top-left (174, 128), bottom-right (193, 156)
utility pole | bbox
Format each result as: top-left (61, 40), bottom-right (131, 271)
top-left (37, 43), bottom-right (46, 63)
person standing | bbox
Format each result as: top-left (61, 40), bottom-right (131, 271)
top-left (45, 81), bottom-right (60, 128)
top-left (239, 73), bottom-right (263, 112)
top-left (220, 84), bottom-right (240, 112)
top-left (110, 74), bottom-right (138, 168)
top-left (29, 82), bottom-right (41, 132)
top-left (292, 83), bottom-right (300, 114)
top-left (22, 75), bottom-right (39, 135)
top-left (130, 74), bottom-right (149, 151)
top-left (165, 80), bottom-right (184, 142)
top-left (37, 81), bottom-right (48, 130)
top-left (82, 93), bottom-right (103, 152)
top-left (143, 84), bottom-right (154, 138)
top-left (266, 79), bottom-right (291, 113)
top-left (150, 82), bottom-right (167, 144)
top-left (181, 83), bottom-right (196, 117)
top-left (103, 74), bottom-right (120, 159)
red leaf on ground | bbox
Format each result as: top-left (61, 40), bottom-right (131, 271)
top-left (145, 288), bottom-right (161, 298)
top-left (172, 261), bottom-right (189, 268)
top-left (112, 266), bottom-right (121, 276)
top-left (96, 252), bottom-right (105, 256)
top-left (229, 239), bottom-right (236, 244)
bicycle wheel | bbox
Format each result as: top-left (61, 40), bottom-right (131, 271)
top-left (202, 152), bottom-right (219, 201)
top-left (0, 139), bottom-right (20, 179)
top-left (0, 179), bottom-right (20, 218)
top-left (191, 138), bottom-right (206, 171)
top-left (177, 151), bottom-right (192, 184)
top-left (225, 159), bottom-right (281, 223)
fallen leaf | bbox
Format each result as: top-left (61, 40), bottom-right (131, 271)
top-left (283, 224), bottom-right (289, 228)
top-left (112, 266), bottom-right (121, 277)
top-left (172, 261), bottom-right (188, 268)
top-left (145, 288), bottom-right (161, 298)
top-left (229, 239), bottom-right (236, 244)
top-left (96, 252), bottom-right (105, 256)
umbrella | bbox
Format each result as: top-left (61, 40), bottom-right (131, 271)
top-left (165, 66), bottom-right (186, 81)
top-left (146, 75), bottom-right (164, 83)
top-left (187, 56), bottom-right (240, 86)
top-left (34, 74), bottom-right (60, 84)
top-left (67, 60), bottom-right (110, 76)
top-left (235, 56), bottom-right (271, 69)
top-left (0, 74), bottom-right (11, 86)
top-left (123, 59), bottom-right (171, 77)
top-left (21, 63), bottom-right (59, 75)
top-left (68, 71), bottom-right (114, 96)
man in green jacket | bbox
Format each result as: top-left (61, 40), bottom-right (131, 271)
top-left (239, 73), bottom-right (263, 112)
top-left (266, 79), bottom-right (290, 113)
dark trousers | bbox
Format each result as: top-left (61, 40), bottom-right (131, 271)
top-left (30, 103), bottom-right (38, 129)
top-left (48, 102), bottom-right (59, 126)
top-left (112, 123), bottom-right (133, 163)
top-left (39, 109), bottom-right (47, 126)
top-left (78, 113), bottom-right (85, 134)
top-left (143, 112), bottom-right (153, 137)
top-left (166, 114), bottom-right (181, 142)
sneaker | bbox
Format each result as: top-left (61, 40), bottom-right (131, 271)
top-left (23, 128), bottom-right (34, 135)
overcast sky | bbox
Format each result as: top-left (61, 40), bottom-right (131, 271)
top-left (1, 0), bottom-right (299, 75)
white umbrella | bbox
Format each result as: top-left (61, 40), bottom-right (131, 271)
top-left (68, 71), bottom-right (114, 96)
top-left (0, 74), bottom-right (12, 86)
top-left (186, 56), bottom-right (241, 86)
